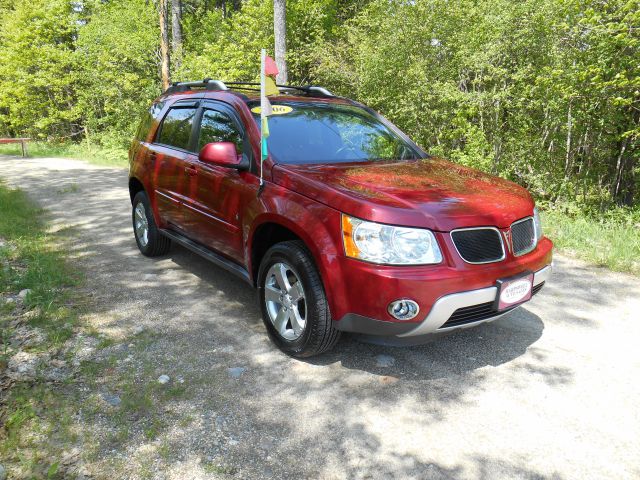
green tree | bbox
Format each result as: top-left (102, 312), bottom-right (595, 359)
top-left (0, 0), bottom-right (78, 138)
top-left (74, 0), bottom-right (160, 145)
top-left (0, 0), bottom-right (636, 208)
top-left (310, 0), bottom-right (639, 206)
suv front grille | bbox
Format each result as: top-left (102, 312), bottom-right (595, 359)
top-left (450, 228), bottom-right (505, 264)
top-left (511, 217), bottom-right (536, 256)
top-left (441, 301), bottom-right (511, 328)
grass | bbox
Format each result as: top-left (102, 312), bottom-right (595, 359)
top-left (1, 180), bottom-right (191, 478)
top-left (0, 183), bottom-right (80, 349)
top-left (0, 140), bottom-right (128, 168)
top-left (543, 207), bottom-right (640, 275)
top-left (202, 462), bottom-right (237, 475)
top-left (0, 181), bottom-right (83, 478)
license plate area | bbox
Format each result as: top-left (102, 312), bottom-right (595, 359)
top-left (493, 271), bottom-right (534, 311)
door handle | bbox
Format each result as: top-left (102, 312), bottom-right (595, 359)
top-left (185, 166), bottom-right (198, 176)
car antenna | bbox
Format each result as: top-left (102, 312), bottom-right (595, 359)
top-left (257, 49), bottom-right (267, 197)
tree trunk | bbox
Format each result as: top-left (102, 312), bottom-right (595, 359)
top-left (171, 0), bottom-right (183, 70)
top-left (616, 107), bottom-right (640, 206)
top-left (564, 99), bottom-right (573, 179)
top-left (159, 0), bottom-right (171, 90)
top-left (273, 0), bottom-right (287, 84)
top-left (613, 136), bottom-right (631, 205)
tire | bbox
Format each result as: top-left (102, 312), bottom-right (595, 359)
top-left (257, 241), bottom-right (340, 357)
top-left (132, 191), bottom-right (171, 257)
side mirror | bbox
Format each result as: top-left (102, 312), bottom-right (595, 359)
top-left (199, 142), bottom-right (243, 168)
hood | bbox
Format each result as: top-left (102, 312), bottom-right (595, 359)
top-left (272, 158), bottom-right (534, 231)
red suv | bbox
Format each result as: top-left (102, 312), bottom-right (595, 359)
top-left (129, 79), bottom-right (553, 357)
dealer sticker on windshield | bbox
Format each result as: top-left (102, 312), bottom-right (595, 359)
top-left (494, 272), bottom-right (534, 311)
top-left (251, 105), bottom-right (293, 115)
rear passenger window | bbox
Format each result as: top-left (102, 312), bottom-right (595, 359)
top-left (135, 100), bottom-right (166, 142)
top-left (156, 107), bottom-right (197, 150)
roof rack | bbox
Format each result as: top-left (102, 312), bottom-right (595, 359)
top-left (165, 79), bottom-right (335, 98)
top-left (164, 78), bottom-right (228, 94)
top-left (280, 85), bottom-right (335, 97)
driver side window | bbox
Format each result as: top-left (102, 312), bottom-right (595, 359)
top-left (197, 109), bottom-right (243, 153)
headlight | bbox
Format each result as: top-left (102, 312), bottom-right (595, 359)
top-left (533, 207), bottom-right (543, 241)
top-left (342, 215), bottom-right (442, 265)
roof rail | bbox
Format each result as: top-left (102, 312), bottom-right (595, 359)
top-left (277, 84), bottom-right (335, 97)
top-left (164, 78), bottom-right (229, 94)
top-left (225, 82), bottom-right (335, 97)
top-left (165, 79), bottom-right (335, 98)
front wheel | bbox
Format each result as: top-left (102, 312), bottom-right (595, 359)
top-left (257, 241), bottom-right (340, 357)
top-left (132, 191), bottom-right (171, 257)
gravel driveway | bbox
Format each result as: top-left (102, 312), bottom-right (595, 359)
top-left (1, 156), bottom-right (639, 480)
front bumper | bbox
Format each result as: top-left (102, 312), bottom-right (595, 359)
top-left (329, 234), bottom-right (553, 337)
top-left (396, 264), bottom-right (550, 336)
top-left (333, 255), bottom-right (552, 338)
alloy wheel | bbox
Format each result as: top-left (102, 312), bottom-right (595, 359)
top-left (134, 202), bottom-right (149, 247)
top-left (264, 262), bottom-right (307, 340)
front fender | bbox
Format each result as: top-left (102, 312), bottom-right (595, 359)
top-left (244, 182), bottom-right (344, 318)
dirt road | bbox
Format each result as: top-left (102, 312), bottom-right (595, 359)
top-left (2, 156), bottom-right (639, 479)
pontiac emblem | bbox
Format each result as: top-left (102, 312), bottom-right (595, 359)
top-left (503, 230), bottom-right (512, 253)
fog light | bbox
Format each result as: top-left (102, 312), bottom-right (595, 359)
top-left (387, 299), bottom-right (420, 321)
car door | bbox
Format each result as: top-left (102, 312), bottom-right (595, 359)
top-left (181, 102), bottom-right (257, 262)
top-left (148, 101), bottom-right (199, 230)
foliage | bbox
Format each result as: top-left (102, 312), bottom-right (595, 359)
top-left (310, 0), bottom-right (639, 207)
top-left (0, 0), bottom-right (78, 139)
top-left (543, 206), bottom-right (640, 275)
top-left (74, 0), bottom-right (159, 146)
top-left (0, 0), bottom-right (637, 206)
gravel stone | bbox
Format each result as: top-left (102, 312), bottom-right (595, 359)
top-left (227, 367), bottom-right (246, 379)
top-left (375, 354), bottom-right (395, 368)
top-left (71, 335), bottom-right (99, 364)
top-left (157, 374), bottom-right (170, 384)
top-left (7, 351), bottom-right (42, 381)
top-left (101, 393), bottom-right (121, 407)
top-left (214, 416), bottom-right (226, 430)
top-left (21, 307), bottom-right (43, 321)
top-left (12, 326), bottom-right (46, 348)
top-left (17, 288), bottom-right (31, 299)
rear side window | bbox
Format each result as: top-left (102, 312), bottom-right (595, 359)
top-left (135, 101), bottom-right (166, 142)
top-left (197, 109), bottom-right (243, 152)
top-left (156, 107), bottom-right (197, 150)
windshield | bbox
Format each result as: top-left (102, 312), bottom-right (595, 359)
top-left (250, 102), bottom-right (421, 164)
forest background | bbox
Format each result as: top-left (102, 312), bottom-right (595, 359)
top-left (0, 0), bottom-right (638, 272)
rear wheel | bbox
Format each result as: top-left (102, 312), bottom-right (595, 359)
top-left (258, 241), bottom-right (340, 357)
top-left (132, 191), bottom-right (171, 257)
